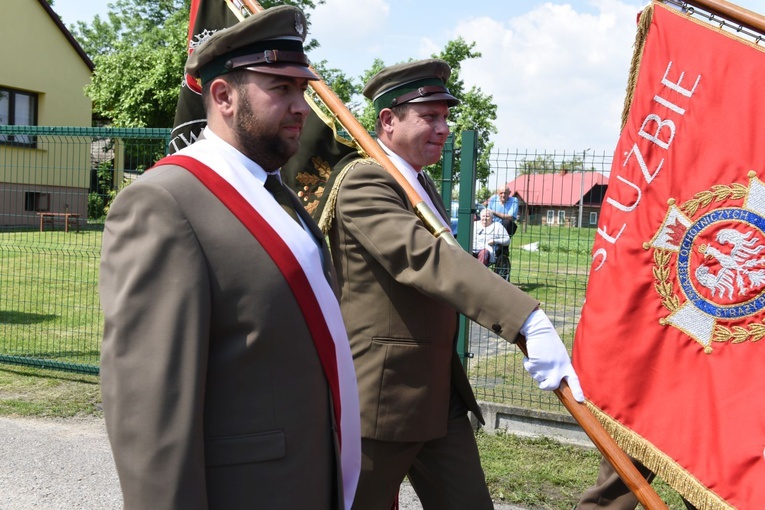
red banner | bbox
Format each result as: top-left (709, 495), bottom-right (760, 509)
top-left (574, 3), bottom-right (765, 508)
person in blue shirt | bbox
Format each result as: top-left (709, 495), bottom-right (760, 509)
top-left (486, 186), bottom-right (518, 236)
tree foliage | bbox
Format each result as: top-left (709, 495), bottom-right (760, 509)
top-left (434, 38), bottom-right (496, 185)
top-left (517, 155), bottom-right (585, 175)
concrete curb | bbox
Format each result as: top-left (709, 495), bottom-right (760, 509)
top-left (475, 400), bottom-right (595, 448)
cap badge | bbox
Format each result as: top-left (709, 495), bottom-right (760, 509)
top-left (190, 28), bottom-right (221, 51)
top-left (294, 12), bottom-right (305, 37)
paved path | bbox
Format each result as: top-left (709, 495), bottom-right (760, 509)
top-left (0, 416), bottom-right (525, 509)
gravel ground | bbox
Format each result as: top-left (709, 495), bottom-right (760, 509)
top-left (0, 416), bottom-right (525, 509)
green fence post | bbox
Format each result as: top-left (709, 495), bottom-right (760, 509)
top-left (456, 130), bottom-right (477, 369)
top-left (439, 134), bottom-right (454, 210)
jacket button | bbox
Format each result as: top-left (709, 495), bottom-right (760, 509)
top-left (492, 323), bottom-right (502, 333)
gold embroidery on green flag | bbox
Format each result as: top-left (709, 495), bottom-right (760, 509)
top-left (281, 91), bottom-right (365, 233)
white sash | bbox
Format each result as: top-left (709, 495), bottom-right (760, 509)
top-left (177, 136), bottom-right (361, 509)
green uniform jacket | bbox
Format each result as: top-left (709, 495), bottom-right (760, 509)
top-left (329, 161), bottom-right (539, 442)
top-left (100, 164), bottom-right (342, 509)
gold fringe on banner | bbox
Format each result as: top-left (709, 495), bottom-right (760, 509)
top-left (585, 402), bottom-right (735, 510)
top-left (620, 3), bottom-right (654, 131)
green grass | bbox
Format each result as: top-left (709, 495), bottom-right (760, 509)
top-left (0, 228), bottom-right (103, 369)
top-left (0, 364), bottom-right (101, 417)
top-left (477, 431), bottom-right (688, 509)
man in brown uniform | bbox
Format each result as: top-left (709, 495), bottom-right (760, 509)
top-left (99, 7), bottom-right (360, 509)
top-left (328, 58), bottom-right (584, 510)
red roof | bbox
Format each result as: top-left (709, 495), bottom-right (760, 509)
top-left (506, 171), bottom-right (609, 207)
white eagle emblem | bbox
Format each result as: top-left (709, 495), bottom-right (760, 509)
top-left (696, 229), bottom-right (765, 299)
top-left (646, 172), bottom-right (765, 353)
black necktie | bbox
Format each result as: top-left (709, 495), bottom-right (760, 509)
top-left (264, 174), bottom-right (301, 226)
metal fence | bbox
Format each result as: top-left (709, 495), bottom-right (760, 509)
top-left (0, 125), bottom-right (613, 414)
top-left (0, 126), bottom-right (170, 373)
top-left (462, 147), bottom-right (614, 413)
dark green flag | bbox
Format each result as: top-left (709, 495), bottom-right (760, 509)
top-left (280, 96), bottom-right (364, 231)
top-left (169, 0), bottom-right (244, 153)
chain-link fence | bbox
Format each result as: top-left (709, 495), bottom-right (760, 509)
top-left (0, 126), bottom-right (613, 415)
top-left (0, 126), bottom-right (169, 373)
top-left (465, 149), bottom-right (613, 413)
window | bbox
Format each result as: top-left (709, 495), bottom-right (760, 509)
top-left (558, 210), bottom-right (566, 225)
top-left (25, 192), bottom-right (50, 212)
top-left (0, 87), bottom-right (38, 146)
top-left (546, 210), bottom-right (554, 225)
top-left (589, 211), bottom-right (598, 225)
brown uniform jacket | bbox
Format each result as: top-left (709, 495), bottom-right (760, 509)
top-left (100, 163), bottom-right (342, 509)
top-left (329, 161), bottom-right (539, 442)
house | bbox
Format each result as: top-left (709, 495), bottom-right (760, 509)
top-left (0, 0), bottom-right (94, 228)
top-left (506, 169), bottom-right (609, 227)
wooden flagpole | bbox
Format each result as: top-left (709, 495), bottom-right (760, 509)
top-left (671, 0), bottom-right (765, 34)
top-left (513, 338), bottom-right (668, 509)
top-left (240, 1), bottom-right (668, 507)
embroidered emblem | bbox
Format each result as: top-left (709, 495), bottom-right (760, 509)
top-left (190, 28), bottom-right (220, 52)
top-left (645, 171), bottom-right (765, 353)
top-left (294, 12), bottom-right (305, 37)
top-left (183, 28), bottom-right (224, 94)
top-left (296, 156), bottom-right (331, 215)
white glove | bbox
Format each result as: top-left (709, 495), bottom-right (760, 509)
top-left (520, 309), bottom-right (585, 402)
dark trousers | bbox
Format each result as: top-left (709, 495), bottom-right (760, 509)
top-left (577, 456), bottom-right (697, 510)
top-left (351, 414), bottom-right (493, 510)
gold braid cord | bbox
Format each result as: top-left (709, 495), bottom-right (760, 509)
top-left (317, 158), bottom-right (374, 234)
top-left (586, 403), bottom-right (735, 510)
top-left (620, 3), bottom-right (654, 130)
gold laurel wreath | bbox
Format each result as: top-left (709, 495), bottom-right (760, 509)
top-left (652, 182), bottom-right (762, 347)
top-left (679, 183), bottom-right (748, 217)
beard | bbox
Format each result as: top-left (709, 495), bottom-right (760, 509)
top-left (232, 93), bottom-right (300, 172)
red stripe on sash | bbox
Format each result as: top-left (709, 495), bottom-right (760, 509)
top-left (154, 154), bottom-right (342, 444)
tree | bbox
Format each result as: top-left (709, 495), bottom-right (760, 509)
top-left (434, 38), bottom-right (496, 186)
top-left (73, 0), bottom-right (325, 128)
top-left (518, 154), bottom-right (585, 175)
top-left (355, 58), bottom-right (387, 132)
top-left (84, 5), bottom-right (189, 127)
top-left (312, 60), bottom-right (359, 105)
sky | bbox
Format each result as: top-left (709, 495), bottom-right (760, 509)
top-left (51, 0), bottom-right (765, 156)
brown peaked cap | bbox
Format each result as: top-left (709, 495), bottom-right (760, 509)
top-left (185, 5), bottom-right (318, 85)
